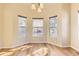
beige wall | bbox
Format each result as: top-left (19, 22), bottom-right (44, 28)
top-left (0, 4), bottom-right (5, 48)
top-left (71, 4), bottom-right (79, 52)
top-left (0, 5), bottom-right (3, 48)
top-left (61, 4), bottom-right (71, 47)
top-left (48, 4), bottom-right (70, 47)
top-left (0, 3), bottom-right (70, 48)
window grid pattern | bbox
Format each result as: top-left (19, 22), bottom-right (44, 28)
top-left (32, 19), bottom-right (43, 37)
top-left (49, 16), bottom-right (57, 38)
top-left (18, 15), bottom-right (26, 37)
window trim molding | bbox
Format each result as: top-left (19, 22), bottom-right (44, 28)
top-left (32, 18), bottom-right (44, 19)
top-left (49, 15), bottom-right (57, 19)
top-left (18, 15), bottom-right (27, 18)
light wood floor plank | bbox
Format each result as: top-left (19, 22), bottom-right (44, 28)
top-left (0, 43), bottom-right (79, 56)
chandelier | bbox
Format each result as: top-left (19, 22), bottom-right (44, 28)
top-left (31, 3), bottom-right (44, 12)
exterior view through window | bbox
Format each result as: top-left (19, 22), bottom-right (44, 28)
top-left (17, 15), bottom-right (27, 39)
top-left (32, 18), bottom-right (43, 37)
top-left (49, 16), bottom-right (57, 38)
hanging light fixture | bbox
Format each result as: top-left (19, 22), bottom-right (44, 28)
top-left (40, 3), bottom-right (44, 9)
top-left (31, 3), bottom-right (44, 12)
top-left (37, 3), bottom-right (41, 12)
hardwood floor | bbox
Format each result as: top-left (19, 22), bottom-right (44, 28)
top-left (0, 43), bottom-right (79, 56)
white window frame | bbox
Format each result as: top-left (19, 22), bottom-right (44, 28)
top-left (17, 15), bottom-right (27, 38)
top-left (32, 18), bottom-right (44, 37)
top-left (49, 16), bottom-right (57, 38)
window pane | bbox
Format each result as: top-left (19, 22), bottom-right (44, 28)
top-left (33, 28), bottom-right (43, 37)
top-left (49, 16), bottom-right (57, 38)
top-left (33, 19), bottom-right (43, 27)
top-left (18, 26), bottom-right (26, 34)
top-left (50, 17), bottom-right (56, 23)
top-left (32, 19), bottom-right (43, 37)
top-left (50, 17), bottom-right (57, 28)
top-left (18, 16), bottom-right (26, 26)
top-left (50, 28), bottom-right (57, 37)
top-left (18, 16), bottom-right (26, 37)
top-left (50, 23), bottom-right (57, 28)
top-left (50, 28), bottom-right (54, 33)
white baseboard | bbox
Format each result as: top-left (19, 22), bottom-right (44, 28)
top-left (30, 41), bottom-right (48, 44)
top-left (0, 41), bottom-right (70, 49)
top-left (48, 42), bottom-right (70, 48)
top-left (11, 42), bottom-right (29, 48)
top-left (71, 46), bottom-right (79, 52)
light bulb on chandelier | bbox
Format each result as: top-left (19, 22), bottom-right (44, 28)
top-left (31, 3), bottom-right (43, 12)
